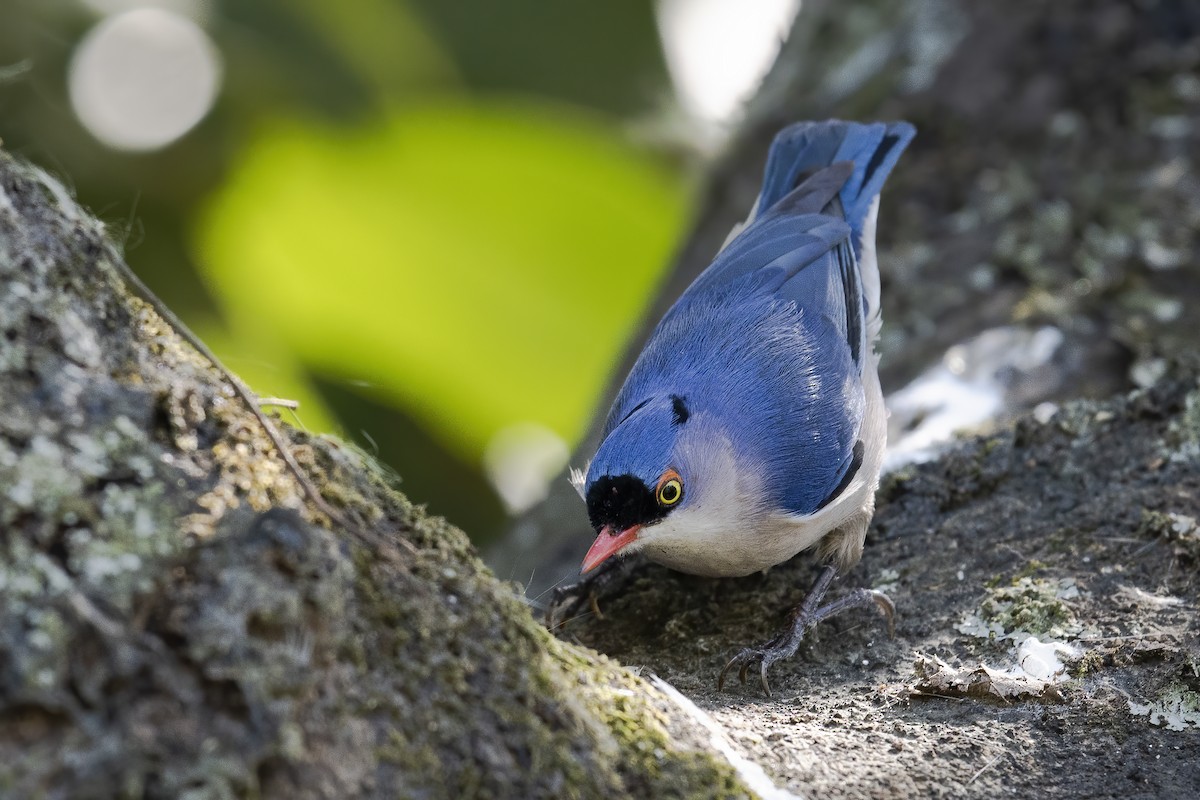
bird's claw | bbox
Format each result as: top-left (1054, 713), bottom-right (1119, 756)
top-left (546, 582), bottom-right (594, 630)
top-left (870, 590), bottom-right (896, 638)
top-left (717, 574), bottom-right (897, 696)
top-left (718, 640), bottom-right (789, 697)
top-left (545, 553), bottom-right (647, 631)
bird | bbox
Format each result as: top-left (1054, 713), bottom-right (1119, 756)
top-left (569, 119), bottom-right (914, 695)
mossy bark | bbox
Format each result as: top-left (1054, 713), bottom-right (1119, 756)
top-left (0, 154), bottom-right (756, 798)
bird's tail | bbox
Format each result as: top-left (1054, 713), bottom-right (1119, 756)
top-left (755, 120), bottom-right (915, 252)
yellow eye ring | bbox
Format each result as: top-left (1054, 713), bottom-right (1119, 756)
top-left (656, 470), bottom-right (684, 507)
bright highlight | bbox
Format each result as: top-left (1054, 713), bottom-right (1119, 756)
top-left (69, 8), bottom-right (221, 152)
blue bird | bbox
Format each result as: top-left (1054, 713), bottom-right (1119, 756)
top-left (570, 120), bottom-right (915, 694)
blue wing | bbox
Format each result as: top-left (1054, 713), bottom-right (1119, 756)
top-left (677, 119), bottom-right (915, 375)
top-left (756, 120), bottom-right (916, 260)
top-left (603, 120), bottom-right (914, 515)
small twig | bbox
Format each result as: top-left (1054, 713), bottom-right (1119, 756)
top-left (908, 690), bottom-right (967, 702)
top-left (258, 397), bottom-right (300, 409)
top-left (967, 754), bottom-right (1003, 786)
top-left (103, 239), bottom-right (415, 559)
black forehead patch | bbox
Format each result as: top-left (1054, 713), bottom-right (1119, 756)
top-left (586, 474), bottom-right (669, 532)
top-left (670, 395), bottom-right (689, 426)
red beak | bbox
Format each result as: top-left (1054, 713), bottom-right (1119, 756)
top-left (581, 525), bottom-right (641, 573)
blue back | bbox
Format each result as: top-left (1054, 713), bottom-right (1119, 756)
top-left (756, 120), bottom-right (915, 260)
top-left (594, 120), bottom-right (913, 516)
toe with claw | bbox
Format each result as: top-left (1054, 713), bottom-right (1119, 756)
top-left (545, 553), bottom-right (646, 631)
top-left (717, 566), bottom-right (896, 696)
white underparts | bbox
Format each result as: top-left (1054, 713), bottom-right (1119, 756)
top-left (633, 417), bottom-right (776, 576)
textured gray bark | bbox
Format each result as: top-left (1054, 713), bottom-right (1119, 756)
top-left (0, 154), bottom-right (760, 797)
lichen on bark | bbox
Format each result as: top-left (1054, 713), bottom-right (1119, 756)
top-left (0, 150), bottom-right (755, 799)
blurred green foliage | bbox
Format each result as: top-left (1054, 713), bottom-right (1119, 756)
top-left (408, 0), bottom-right (667, 114)
top-left (0, 0), bottom-right (688, 539)
top-left (199, 104), bottom-right (686, 461)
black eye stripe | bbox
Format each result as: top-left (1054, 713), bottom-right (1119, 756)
top-left (586, 474), bottom-right (665, 531)
top-left (586, 471), bottom-right (687, 529)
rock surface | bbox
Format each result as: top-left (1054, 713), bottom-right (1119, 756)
top-left (558, 373), bottom-right (1200, 798)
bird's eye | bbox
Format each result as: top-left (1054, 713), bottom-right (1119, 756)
top-left (656, 469), bottom-right (684, 507)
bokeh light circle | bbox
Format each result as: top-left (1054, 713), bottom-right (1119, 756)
top-left (69, 8), bottom-right (222, 152)
top-left (657, 0), bottom-right (800, 124)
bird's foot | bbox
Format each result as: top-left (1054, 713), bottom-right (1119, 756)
top-left (718, 634), bottom-right (795, 698)
top-left (718, 567), bottom-right (894, 696)
top-left (545, 553), bottom-right (647, 631)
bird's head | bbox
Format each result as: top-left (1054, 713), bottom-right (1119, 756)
top-left (579, 394), bottom-right (695, 573)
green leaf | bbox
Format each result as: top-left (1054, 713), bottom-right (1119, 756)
top-left (196, 102), bottom-right (687, 461)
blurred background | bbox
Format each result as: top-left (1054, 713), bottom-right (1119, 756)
top-left (0, 0), bottom-right (801, 542)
